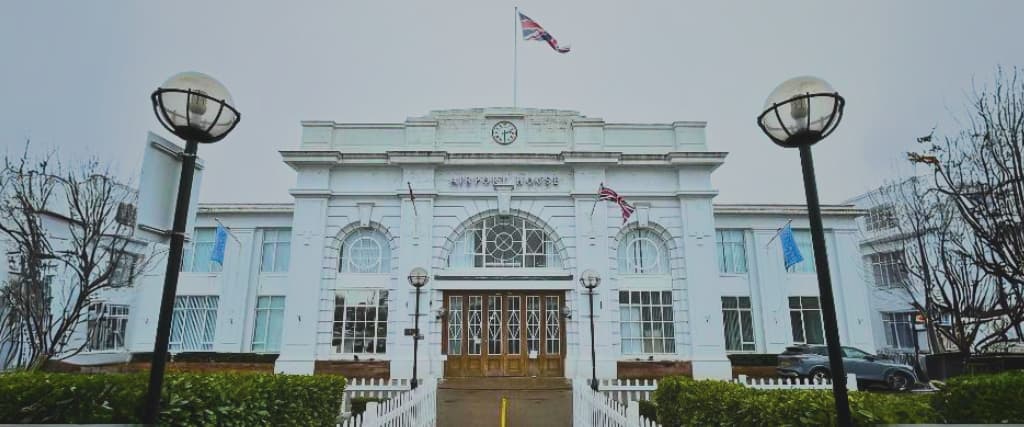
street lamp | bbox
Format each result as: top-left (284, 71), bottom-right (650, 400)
top-left (143, 71), bottom-right (240, 425)
top-left (408, 267), bottom-right (429, 389)
top-left (757, 76), bottom-right (850, 427)
top-left (579, 269), bottom-right (600, 391)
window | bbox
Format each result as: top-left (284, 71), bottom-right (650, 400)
top-left (869, 251), bottom-right (907, 288)
top-left (339, 229), bottom-right (391, 273)
top-left (882, 312), bottom-right (915, 350)
top-left (619, 290), bottom-right (675, 354)
top-left (843, 346), bottom-right (871, 359)
top-left (866, 205), bottom-right (897, 231)
top-left (716, 230), bottom-right (748, 274)
top-left (110, 252), bottom-right (137, 287)
top-left (617, 229), bottom-right (670, 274)
top-left (332, 289), bottom-right (388, 354)
top-left (252, 296), bottom-right (285, 352)
top-left (789, 296), bottom-right (825, 345)
top-left (786, 230), bottom-right (816, 273)
top-left (260, 229), bottom-right (291, 273)
top-left (448, 216), bottom-right (561, 269)
top-left (169, 296), bottom-right (218, 351)
top-left (721, 296), bottom-right (755, 352)
top-left (87, 303), bottom-right (129, 351)
top-left (182, 228), bottom-right (222, 273)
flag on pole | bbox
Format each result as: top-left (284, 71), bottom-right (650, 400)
top-left (598, 184), bottom-right (635, 224)
top-left (519, 11), bottom-right (570, 53)
top-left (210, 224), bottom-right (228, 265)
top-left (779, 223), bottom-right (804, 269)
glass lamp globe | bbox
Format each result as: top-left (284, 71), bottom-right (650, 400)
top-left (579, 269), bottom-right (601, 290)
top-left (151, 71), bottom-right (240, 143)
top-left (757, 76), bottom-right (845, 148)
top-left (408, 267), bottom-right (429, 288)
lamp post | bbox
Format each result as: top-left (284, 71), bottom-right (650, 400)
top-left (408, 267), bottom-right (429, 389)
top-left (757, 76), bottom-right (850, 427)
top-left (579, 269), bottom-right (600, 391)
top-left (143, 71), bottom-right (240, 425)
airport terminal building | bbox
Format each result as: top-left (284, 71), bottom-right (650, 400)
top-left (55, 107), bottom-right (875, 380)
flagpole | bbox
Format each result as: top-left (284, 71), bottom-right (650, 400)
top-left (590, 183), bottom-right (603, 217)
top-left (513, 5), bottom-right (518, 108)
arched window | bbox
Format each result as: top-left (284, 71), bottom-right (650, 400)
top-left (339, 229), bottom-right (391, 273)
top-left (448, 215), bottom-right (561, 269)
top-left (617, 229), bottom-right (670, 274)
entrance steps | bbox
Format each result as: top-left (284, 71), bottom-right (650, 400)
top-left (437, 377), bottom-right (572, 427)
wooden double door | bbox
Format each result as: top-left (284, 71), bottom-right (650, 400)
top-left (443, 290), bottom-right (565, 377)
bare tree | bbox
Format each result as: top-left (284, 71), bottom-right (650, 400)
top-left (907, 66), bottom-right (1024, 352)
top-left (0, 145), bottom-right (150, 370)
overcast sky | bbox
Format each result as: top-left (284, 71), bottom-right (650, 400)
top-left (2, 1), bottom-right (1021, 205)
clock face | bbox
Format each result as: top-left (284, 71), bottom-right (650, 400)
top-left (491, 121), bottom-right (518, 145)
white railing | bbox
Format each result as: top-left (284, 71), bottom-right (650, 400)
top-left (735, 373), bottom-right (858, 391)
top-left (342, 378), bottom-right (417, 412)
top-left (340, 377), bottom-right (437, 427)
top-left (574, 378), bottom-right (661, 427)
top-left (598, 379), bottom-right (659, 403)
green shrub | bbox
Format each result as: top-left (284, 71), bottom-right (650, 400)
top-left (934, 369), bottom-right (1024, 423)
top-left (637, 400), bottom-right (657, 421)
top-left (652, 376), bottom-right (938, 426)
top-left (0, 372), bottom-right (346, 426)
top-left (350, 396), bottom-right (389, 416)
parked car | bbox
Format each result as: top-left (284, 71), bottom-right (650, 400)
top-left (777, 344), bottom-right (918, 391)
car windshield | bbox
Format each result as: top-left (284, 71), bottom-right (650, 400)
top-left (842, 347), bottom-right (871, 358)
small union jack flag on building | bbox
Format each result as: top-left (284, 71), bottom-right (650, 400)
top-left (519, 11), bottom-right (570, 53)
top-left (598, 184), bottom-right (635, 224)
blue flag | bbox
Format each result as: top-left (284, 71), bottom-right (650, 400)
top-left (780, 224), bottom-right (804, 269)
top-left (210, 225), bottom-right (228, 265)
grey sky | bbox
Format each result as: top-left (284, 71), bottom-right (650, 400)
top-left (2, 1), bottom-right (1021, 205)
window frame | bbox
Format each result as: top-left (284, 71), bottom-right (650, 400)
top-left (339, 229), bottom-right (391, 274)
top-left (866, 205), bottom-right (898, 231)
top-left (331, 289), bottom-right (389, 355)
top-left (716, 229), bottom-right (748, 274)
top-left (617, 228), bottom-right (671, 275)
top-left (169, 295), bottom-right (219, 352)
top-left (721, 296), bottom-right (756, 352)
top-left (869, 251), bottom-right (907, 288)
top-left (785, 230), bottom-right (817, 274)
top-left (882, 311), bottom-right (916, 350)
top-left (181, 228), bottom-right (222, 273)
top-left (260, 228), bottom-right (291, 273)
top-left (109, 251), bottom-right (137, 288)
top-left (789, 296), bottom-right (826, 345)
top-left (86, 302), bottom-right (130, 352)
top-left (618, 290), bottom-right (676, 356)
top-left (447, 216), bottom-right (561, 270)
top-left (251, 295), bottom-right (286, 353)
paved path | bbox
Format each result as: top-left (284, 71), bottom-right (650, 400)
top-left (436, 378), bottom-right (572, 427)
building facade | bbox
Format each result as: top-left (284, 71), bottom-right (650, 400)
top-left (5, 108), bottom-right (877, 380)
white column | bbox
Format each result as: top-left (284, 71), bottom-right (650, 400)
top-left (572, 165), bottom-right (614, 380)
top-left (680, 196), bottom-right (731, 379)
top-left (830, 229), bottom-right (875, 351)
top-left (750, 230), bottom-right (794, 354)
top-left (213, 228), bottom-right (256, 352)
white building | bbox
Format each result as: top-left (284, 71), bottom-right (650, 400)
top-left (5, 108), bottom-right (876, 380)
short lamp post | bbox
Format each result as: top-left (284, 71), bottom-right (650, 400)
top-left (757, 76), bottom-right (850, 427)
top-left (408, 267), bottom-right (429, 389)
top-left (143, 72), bottom-right (240, 424)
top-left (579, 269), bottom-right (601, 391)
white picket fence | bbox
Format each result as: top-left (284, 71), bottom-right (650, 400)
top-left (597, 374), bottom-right (858, 404)
top-left (574, 378), bottom-right (661, 427)
top-left (735, 373), bottom-right (858, 391)
top-left (339, 378), bottom-right (437, 427)
top-left (342, 378), bottom-right (418, 412)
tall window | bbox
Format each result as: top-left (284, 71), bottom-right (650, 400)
top-left (170, 296), bottom-right (218, 351)
top-left (182, 228), bottom-right (222, 273)
top-left (448, 216), bottom-right (560, 269)
top-left (866, 205), bottom-right (897, 231)
top-left (252, 296), bottom-right (285, 352)
top-left (722, 296), bottom-right (755, 352)
top-left (883, 312), bottom-right (915, 350)
top-left (332, 289), bottom-right (388, 354)
top-left (110, 252), bottom-right (137, 287)
top-left (87, 303), bottom-right (129, 351)
top-left (716, 230), bottom-right (747, 274)
top-left (619, 290), bottom-right (675, 354)
top-left (789, 296), bottom-right (825, 345)
top-left (339, 229), bottom-right (391, 273)
top-left (260, 229), bottom-right (291, 273)
top-left (786, 230), bottom-right (817, 273)
top-left (870, 251), bottom-right (907, 288)
top-left (617, 229), bottom-right (670, 274)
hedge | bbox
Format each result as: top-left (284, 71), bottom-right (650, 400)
top-left (652, 377), bottom-right (938, 426)
top-left (0, 372), bottom-right (346, 426)
top-left (350, 396), bottom-right (389, 416)
top-left (933, 369), bottom-right (1024, 423)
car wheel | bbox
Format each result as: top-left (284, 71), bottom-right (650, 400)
top-left (886, 372), bottom-right (912, 391)
top-left (809, 368), bottom-right (830, 384)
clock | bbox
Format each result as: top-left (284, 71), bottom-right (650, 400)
top-left (491, 121), bottom-right (518, 145)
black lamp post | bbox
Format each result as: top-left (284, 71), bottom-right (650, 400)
top-left (408, 267), bottom-right (429, 389)
top-left (579, 269), bottom-right (600, 391)
top-left (757, 76), bottom-right (850, 427)
top-left (143, 71), bottom-right (240, 425)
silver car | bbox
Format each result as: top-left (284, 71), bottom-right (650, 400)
top-left (777, 344), bottom-right (918, 391)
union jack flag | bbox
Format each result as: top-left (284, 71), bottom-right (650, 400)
top-left (519, 11), bottom-right (570, 53)
top-left (599, 184), bottom-right (635, 224)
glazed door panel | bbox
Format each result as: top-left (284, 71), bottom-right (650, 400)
top-left (443, 291), bottom-right (564, 377)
